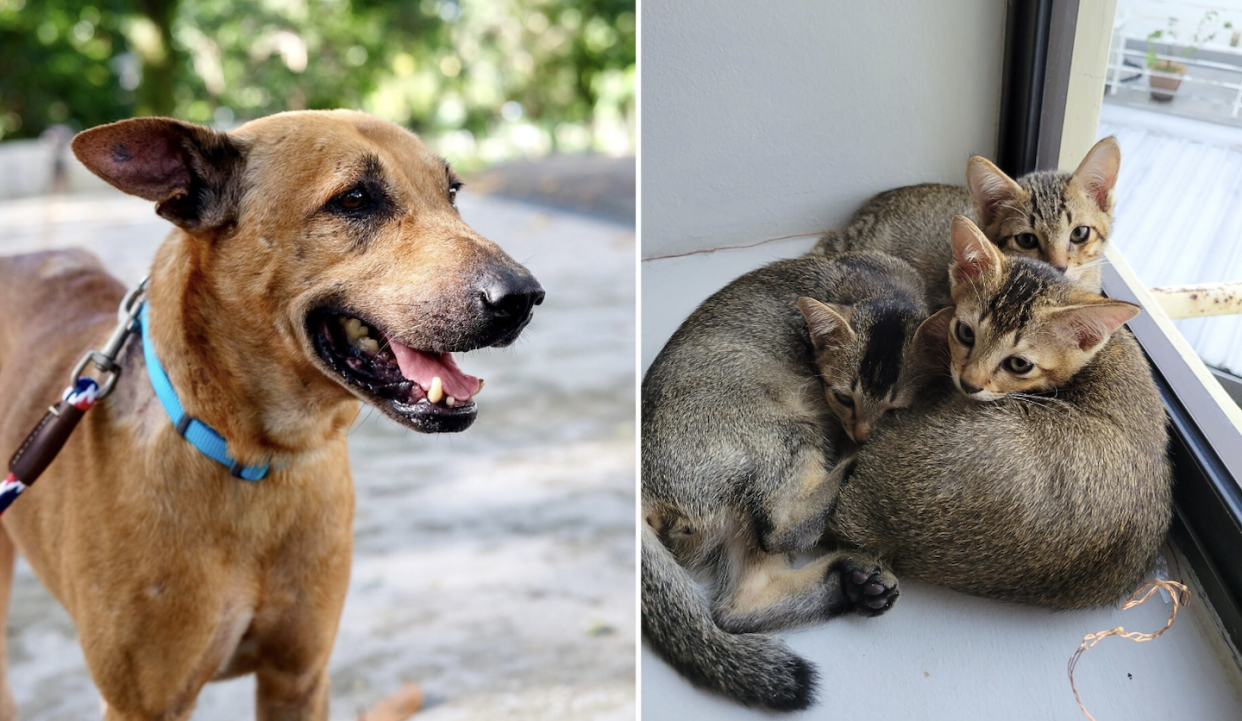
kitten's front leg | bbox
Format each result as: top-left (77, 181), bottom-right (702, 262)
top-left (712, 539), bottom-right (899, 633)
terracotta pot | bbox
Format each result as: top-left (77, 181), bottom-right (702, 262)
top-left (1149, 61), bottom-right (1187, 101)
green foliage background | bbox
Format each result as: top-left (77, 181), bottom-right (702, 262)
top-left (0, 0), bottom-right (635, 166)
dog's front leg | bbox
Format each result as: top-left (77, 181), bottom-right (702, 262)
top-left (252, 531), bottom-right (351, 721)
top-left (256, 665), bottom-right (330, 721)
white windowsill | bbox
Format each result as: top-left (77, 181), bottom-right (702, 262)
top-left (640, 239), bottom-right (1242, 720)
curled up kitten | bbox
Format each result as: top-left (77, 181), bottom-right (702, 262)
top-left (826, 217), bottom-right (1173, 610)
top-left (813, 138), bottom-right (1121, 306)
top-left (642, 252), bottom-right (943, 710)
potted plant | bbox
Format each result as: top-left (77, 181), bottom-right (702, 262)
top-left (1147, 11), bottom-right (1233, 101)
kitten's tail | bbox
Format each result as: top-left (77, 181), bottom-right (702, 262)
top-left (641, 524), bottom-right (817, 711)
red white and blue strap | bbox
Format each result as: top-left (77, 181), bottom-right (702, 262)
top-left (0, 475), bottom-right (24, 513)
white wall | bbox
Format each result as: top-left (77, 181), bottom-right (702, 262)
top-left (641, 0), bottom-right (1006, 259)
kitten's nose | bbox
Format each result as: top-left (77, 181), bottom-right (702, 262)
top-left (959, 378), bottom-right (983, 395)
top-left (853, 421), bottom-right (873, 442)
top-left (1049, 249), bottom-right (1069, 272)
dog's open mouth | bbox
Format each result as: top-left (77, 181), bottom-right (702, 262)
top-left (310, 310), bottom-right (481, 433)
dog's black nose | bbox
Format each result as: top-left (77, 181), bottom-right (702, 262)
top-left (479, 270), bottom-right (544, 335)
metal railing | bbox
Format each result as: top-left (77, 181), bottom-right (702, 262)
top-left (1106, 15), bottom-right (1242, 118)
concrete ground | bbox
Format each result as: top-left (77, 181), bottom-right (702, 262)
top-left (0, 180), bottom-right (636, 720)
top-left (472, 155), bottom-right (636, 226)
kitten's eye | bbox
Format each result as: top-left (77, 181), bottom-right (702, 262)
top-left (833, 390), bottom-right (855, 408)
top-left (1070, 225), bottom-right (1091, 244)
top-left (332, 185), bottom-right (372, 212)
top-left (1014, 233), bottom-right (1039, 250)
top-left (954, 320), bottom-right (975, 347)
top-left (1004, 356), bottom-right (1034, 374)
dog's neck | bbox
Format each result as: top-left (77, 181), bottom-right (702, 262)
top-left (144, 233), bottom-right (360, 466)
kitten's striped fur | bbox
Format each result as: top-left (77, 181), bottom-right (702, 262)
top-left (812, 138), bottom-right (1120, 308)
top-left (826, 218), bottom-right (1171, 609)
top-left (642, 252), bottom-right (944, 710)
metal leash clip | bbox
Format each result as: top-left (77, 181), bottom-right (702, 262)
top-left (1, 278), bottom-right (151, 515)
top-left (68, 277), bottom-right (149, 399)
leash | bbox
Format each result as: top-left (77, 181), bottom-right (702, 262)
top-left (1, 279), bottom-right (268, 514)
top-left (1, 280), bottom-right (148, 513)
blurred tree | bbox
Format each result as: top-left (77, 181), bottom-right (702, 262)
top-left (0, 0), bottom-right (635, 164)
top-left (0, 0), bottom-right (137, 137)
top-left (133, 0), bottom-right (181, 115)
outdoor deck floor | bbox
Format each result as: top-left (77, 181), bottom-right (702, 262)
top-left (1100, 101), bottom-right (1242, 376)
top-left (0, 188), bottom-right (636, 720)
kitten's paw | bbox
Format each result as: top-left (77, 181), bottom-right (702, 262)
top-left (839, 559), bottom-right (899, 617)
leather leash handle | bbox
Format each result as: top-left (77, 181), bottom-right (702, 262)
top-left (0, 379), bottom-right (99, 514)
top-left (10, 399), bottom-right (88, 483)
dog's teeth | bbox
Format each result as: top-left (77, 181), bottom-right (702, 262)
top-left (428, 376), bottom-right (444, 404)
top-left (358, 337), bottom-right (379, 354)
top-left (343, 317), bottom-right (371, 343)
top-left (446, 396), bottom-right (456, 407)
top-left (476, 378), bottom-right (484, 394)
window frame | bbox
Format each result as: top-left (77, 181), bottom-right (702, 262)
top-left (1003, 0), bottom-right (1242, 649)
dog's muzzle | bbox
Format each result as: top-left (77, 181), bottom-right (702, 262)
top-left (476, 268), bottom-right (545, 346)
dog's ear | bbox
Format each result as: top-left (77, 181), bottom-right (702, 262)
top-left (71, 117), bottom-right (244, 232)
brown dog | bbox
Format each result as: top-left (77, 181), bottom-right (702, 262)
top-left (0, 110), bottom-right (543, 719)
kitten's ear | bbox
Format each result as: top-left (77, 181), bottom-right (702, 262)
top-left (966, 155), bottom-right (1022, 227)
top-left (72, 117), bottom-right (244, 231)
top-left (798, 297), bottom-right (856, 350)
top-left (949, 215), bottom-right (1004, 288)
top-left (1048, 299), bottom-right (1140, 352)
top-left (911, 306), bottom-right (955, 367)
top-left (1071, 136), bottom-right (1121, 214)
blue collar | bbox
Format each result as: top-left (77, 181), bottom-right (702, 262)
top-left (137, 303), bottom-right (269, 481)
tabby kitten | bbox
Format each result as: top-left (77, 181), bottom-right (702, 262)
top-left (813, 137), bottom-right (1121, 307)
top-left (643, 251), bottom-right (943, 710)
top-left (826, 217), bottom-right (1172, 610)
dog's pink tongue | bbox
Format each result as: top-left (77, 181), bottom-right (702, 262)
top-left (389, 342), bottom-right (480, 400)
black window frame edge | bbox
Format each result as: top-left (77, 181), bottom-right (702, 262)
top-left (1103, 266), bottom-right (1242, 651)
top-left (1211, 367), bottom-right (1242, 408)
top-left (1002, 0), bottom-right (1242, 651)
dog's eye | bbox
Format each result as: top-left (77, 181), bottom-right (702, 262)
top-left (330, 185), bottom-right (373, 214)
top-left (449, 181), bottom-right (462, 209)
